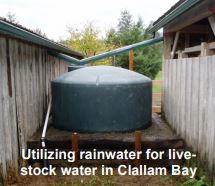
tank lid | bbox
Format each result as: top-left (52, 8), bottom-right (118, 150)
top-left (53, 66), bottom-right (151, 85)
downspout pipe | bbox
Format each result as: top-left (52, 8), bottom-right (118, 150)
top-left (49, 37), bottom-right (163, 65)
top-left (41, 98), bottom-right (52, 167)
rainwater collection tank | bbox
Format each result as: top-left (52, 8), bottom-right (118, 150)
top-left (51, 66), bottom-right (152, 132)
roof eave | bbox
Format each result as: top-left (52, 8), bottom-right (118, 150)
top-left (148, 0), bottom-right (202, 33)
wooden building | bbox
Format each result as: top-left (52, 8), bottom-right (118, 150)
top-left (0, 18), bottom-right (82, 182)
top-left (150, 0), bottom-right (215, 179)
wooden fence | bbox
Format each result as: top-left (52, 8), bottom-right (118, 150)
top-left (163, 56), bottom-right (215, 176)
top-left (0, 37), bottom-right (69, 181)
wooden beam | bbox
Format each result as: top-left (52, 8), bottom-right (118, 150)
top-left (72, 133), bottom-right (79, 165)
top-left (171, 32), bottom-right (180, 59)
top-left (134, 131), bottom-right (142, 167)
top-left (180, 24), bottom-right (211, 34)
top-left (183, 45), bottom-right (201, 53)
top-left (129, 50), bottom-right (134, 71)
top-left (208, 15), bottom-right (215, 36)
top-left (181, 41), bottom-right (215, 55)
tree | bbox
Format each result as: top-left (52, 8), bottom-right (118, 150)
top-left (66, 22), bottom-right (114, 65)
top-left (106, 10), bottom-right (162, 79)
top-left (33, 28), bottom-right (47, 38)
top-left (6, 11), bottom-right (18, 23)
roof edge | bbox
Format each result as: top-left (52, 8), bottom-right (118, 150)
top-left (0, 19), bottom-right (83, 59)
top-left (148, 0), bottom-right (202, 33)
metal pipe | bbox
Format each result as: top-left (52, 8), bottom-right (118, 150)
top-left (41, 98), bottom-right (52, 167)
top-left (49, 37), bottom-right (163, 65)
top-left (48, 51), bottom-right (80, 65)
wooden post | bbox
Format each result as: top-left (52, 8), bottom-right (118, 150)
top-left (112, 56), bottom-right (116, 66)
top-left (163, 31), bottom-right (173, 60)
top-left (134, 131), bottom-right (142, 167)
top-left (201, 42), bottom-right (209, 56)
top-left (72, 133), bottom-right (79, 165)
top-left (129, 50), bottom-right (134, 71)
top-left (171, 32), bottom-right (180, 59)
top-left (177, 50), bottom-right (188, 59)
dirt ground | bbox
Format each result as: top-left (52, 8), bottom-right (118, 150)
top-left (5, 169), bottom-right (186, 186)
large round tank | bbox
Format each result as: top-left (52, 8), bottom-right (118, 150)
top-left (51, 66), bottom-right (152, 132)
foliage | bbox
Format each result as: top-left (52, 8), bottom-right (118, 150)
top-left (66, 22), bottom-right (113, 65)
top-left (64, 10), bottom-right (162, 74)
top-left (106, 10), bottom-right (162, 79)
top-left (33, 28), bottom-right (47, 38)
top-left (182, 176), bottom-right (207, 186)
top-left (6, 11), bottom-right (18, 23)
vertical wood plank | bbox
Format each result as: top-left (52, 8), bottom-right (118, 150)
top-left (190, 57), bottom-right (199, 152)
top-left (180, 58), bottom-right (187, 139)
top-left (185, 58), bottom-right (192, 147)
top-left (2, 39), bottom-right (13, 173)
top-left (0, 37), bottom-right (7, 178)
top-left (205, 56), bottom-right (213, 173)
top-left (198, 56), bottom-right (207, 159)
top-left (175, 58), bottom-right (181, 135)
top-left (9, 39), bottom-right (19, 174)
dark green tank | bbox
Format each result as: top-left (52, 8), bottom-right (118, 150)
top-left (52, 66), bottom-right (152, 132)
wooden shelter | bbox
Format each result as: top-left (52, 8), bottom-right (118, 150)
top-left (0, 17), bottom-right (82, 182)
top-left (150, 0), bottom-right (215, 179)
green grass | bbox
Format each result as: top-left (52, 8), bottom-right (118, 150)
top-left (153, 71), bottom-right (162, 93)
top-left (154, 71), bottom-right (162, 80)
top-left (153, 84), bottom-right (161, 93)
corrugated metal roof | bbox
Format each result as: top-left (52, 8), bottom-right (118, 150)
top-left (148, 0), bottom-right (202, 33)
top-left (0, 17), bottom-right (83, 59)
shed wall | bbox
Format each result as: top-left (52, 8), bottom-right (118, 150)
top-left (0, 36), bottom-right (69, 181)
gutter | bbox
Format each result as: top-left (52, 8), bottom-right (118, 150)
top-left (148, 0), bottom-right (202, 33)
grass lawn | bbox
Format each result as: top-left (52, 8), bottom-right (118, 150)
top-left (153, 71), bottom-right (162, 93)
top-left (154, 71), bottom-right (162, 80)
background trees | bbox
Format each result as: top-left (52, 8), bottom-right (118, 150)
top-left (106, 10), bottom-right (162, 79)
top-left (66, 23), bottom-right (113, 65)
top-left (65, 10), bottom-right (162, 79)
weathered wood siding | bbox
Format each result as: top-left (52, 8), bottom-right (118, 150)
top-left (163, 56), bottom-right (215, 177)
top-left (0, 37), bottom-right (69, 180)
